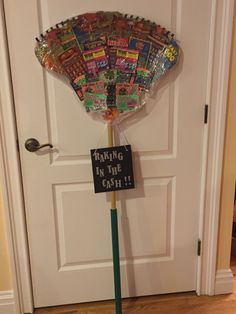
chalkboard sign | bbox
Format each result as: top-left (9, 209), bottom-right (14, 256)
top-left (90, 145), bottom-right (135, 193)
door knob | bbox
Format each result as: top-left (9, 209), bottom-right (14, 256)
top-left (25, 138), bottom-right (53, 152)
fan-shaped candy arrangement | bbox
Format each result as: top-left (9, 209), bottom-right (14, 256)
top-left (35, 11), bottom-right (179, 123)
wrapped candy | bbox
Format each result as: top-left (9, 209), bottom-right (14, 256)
top-left (35, 11), bottom-right (179, 124)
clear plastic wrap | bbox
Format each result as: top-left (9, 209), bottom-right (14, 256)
top-left (35, 11), bottom-right (179, 124)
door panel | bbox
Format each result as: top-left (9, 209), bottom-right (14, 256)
top-left (4, 0), bottom-right (212, 307)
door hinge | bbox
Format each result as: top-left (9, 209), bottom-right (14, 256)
top-left (204, 104), bottom-right (208, 124)
top-left (197, 239), bottom-right (202, 256)
top-left (16, 139), bottom-right (20, 152)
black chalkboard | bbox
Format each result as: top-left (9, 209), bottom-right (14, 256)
top-left (90, 145), bottom-right (135, 193)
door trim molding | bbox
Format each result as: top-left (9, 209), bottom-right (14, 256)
top-left (200, 0), bottom-right (235, 295)
top-left (0, 0), bottom-right (233, 312)
top-left (0, 0), bottom-right (33, 313)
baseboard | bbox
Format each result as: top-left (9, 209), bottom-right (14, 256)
top-left (0, 290), bottom-right (15, 314)
top-left (215, 269), bottom-right (234, 295)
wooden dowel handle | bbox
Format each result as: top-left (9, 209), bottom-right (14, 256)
top-left (108, 124), bottom-right (116, 209)
top-left (108, 123), bottom-right (114, 147)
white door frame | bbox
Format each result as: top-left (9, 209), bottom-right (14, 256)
top-left (0, 0), bottom-right (234, 313)
top-left (0, 1), bottom-right (33, 313)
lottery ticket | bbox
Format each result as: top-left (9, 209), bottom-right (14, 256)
top-left (128, 37), bottom-right (152, 68)
top-left (115, 48), bottom-right (139, 74)
top-left (81, 81), bottom-right (105, 94)
top-left (116, 83), bottom-right (139, 95)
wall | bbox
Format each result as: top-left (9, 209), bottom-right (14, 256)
top-left (217, 4), bottom-right (236, 270)
top-left (0, 191), bottom-right (12, 291)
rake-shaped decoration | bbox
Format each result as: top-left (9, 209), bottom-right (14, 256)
top-left (35, 11), bottom-right (179, 124)
top-left (35, 11), bottom-right (179, 314)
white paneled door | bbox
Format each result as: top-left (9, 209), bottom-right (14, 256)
top-left (5, 0), bottom-right (213, 308)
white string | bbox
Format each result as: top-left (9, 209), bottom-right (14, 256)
top-left (92, 123), bottom-right (108, 155)
top-left (93, 123), bottom-right (130, 156)
top-left (115, 124), bottom-right (129, 151)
